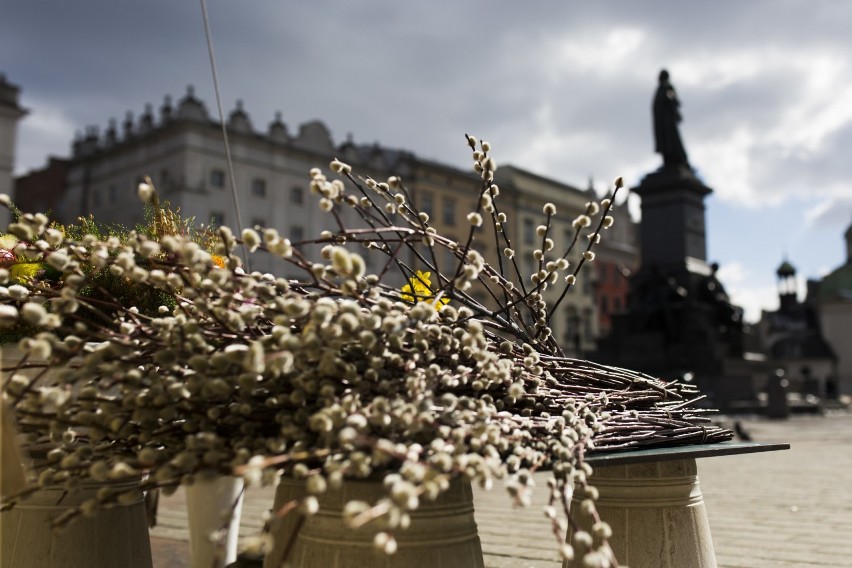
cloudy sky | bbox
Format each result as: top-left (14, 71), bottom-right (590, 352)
top-left (3, 1), bottom-right (851, 321)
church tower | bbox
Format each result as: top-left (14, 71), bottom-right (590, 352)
top-left (776, 259), bottom-right (797, 312)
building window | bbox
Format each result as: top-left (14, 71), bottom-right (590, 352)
top-left (614, 297), bottom-right (622, 311)
top-left (209, 211), bottom-right (225, 226)
top-left (420, 192), bottom-right (433, 217)
top-left (583, 309), bottom-right (594, 340)
top-left (444, 244), bottom-right (457, 271)
top-left (524, 219), bottom-right (535, 245)
top-left (210, 169), bottom-right (225, 188)
top-left (92, 189), bottom-right (102, 209)
top-left (251, 178), bottom-right (267, 197)
top-left (291, 186), bottom-right (304, 205)
top-left (565, 309), bottom-right (579, 343)
top-left (601, 296), bottom-right (609, 316)
top-left (290, 225), bottom-right (304, 242)
top-left (443, 197), bottom-right (456, 225)
top-left (160, 168), bottom-right (170, 190)
top-left (109, 185), bottom-right (118, 204)
top-left (525, 258), bottom-right (536, 281)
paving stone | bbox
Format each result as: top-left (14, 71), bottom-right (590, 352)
top-left (150, 413), bottom-right (852, 568)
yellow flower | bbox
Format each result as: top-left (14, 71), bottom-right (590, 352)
top-left (211, 255), bottom-right (227, 268)
top-left (10, 262), bottom-right (46, 283)
top-left (400, 270), bottom-right (449, 307)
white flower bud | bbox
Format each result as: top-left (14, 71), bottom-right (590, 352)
top-left (46, 250), bottom-right (70, 270)
top-left (242, 228), bottom-right (261, 252)
top-left (306, 475), bottom-right (327, 495)
top-left (592, 521), bottom-right (613, 539)
top-left (331, 247), bottom-right (353, 275)
top-left (572, 530), bottom-right (593, 549)
top-left (298, 496), bottom-right (319, 516)
top-left (45, 228), bottom-right (64, 247)
top-left (21, 302), bottom-right (48, 326)
top-left (139, 240), bottom-right (160, 258)
top-left (137, 182), bottom-right (153, 203)
top-left (8, 284), bottom-right (29, 300)
top-left (329, 158), bottom-right (351, 174)
top-left (572, 215), bottom-right (592, 229)
top-left (270, 238), bottom-right (293, 257)
top-left (373, 532), bottom-right (397, 555)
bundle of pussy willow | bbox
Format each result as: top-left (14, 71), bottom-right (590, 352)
top-left (0, 137), bottom-right (730, 566)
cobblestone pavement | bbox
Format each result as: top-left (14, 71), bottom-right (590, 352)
top-left (150, 412), bottom-right (852, 567)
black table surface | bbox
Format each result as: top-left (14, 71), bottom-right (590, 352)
top-left (585, 441), bottom-right (790, 467)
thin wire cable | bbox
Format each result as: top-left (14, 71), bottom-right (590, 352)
top-left (199, 0), bottom-right (250, 270)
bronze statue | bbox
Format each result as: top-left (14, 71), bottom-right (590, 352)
top-left (653, 69), bottom-right (689, 167)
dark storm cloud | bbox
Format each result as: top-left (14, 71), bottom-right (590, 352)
top-left (4, 1), bottom-right (852, 219)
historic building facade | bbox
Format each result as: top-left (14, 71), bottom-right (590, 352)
top-left (754, 225), bottom-right (852, 400)
top-left (0, 74), bottom-right (27, 226)
top-left (15, 86), bottom-right (639, 351)
top-left (494, 166), bottom-right (600, 357)
top-left (813, 223), bottom-right (852, 396)
top-left (755, 260), bottom-right (836, 400)
top-left (585, 181), bottom-right (639, 337)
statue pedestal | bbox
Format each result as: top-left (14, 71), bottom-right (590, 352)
top-left (633, 165), bottom-right (712, 272)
